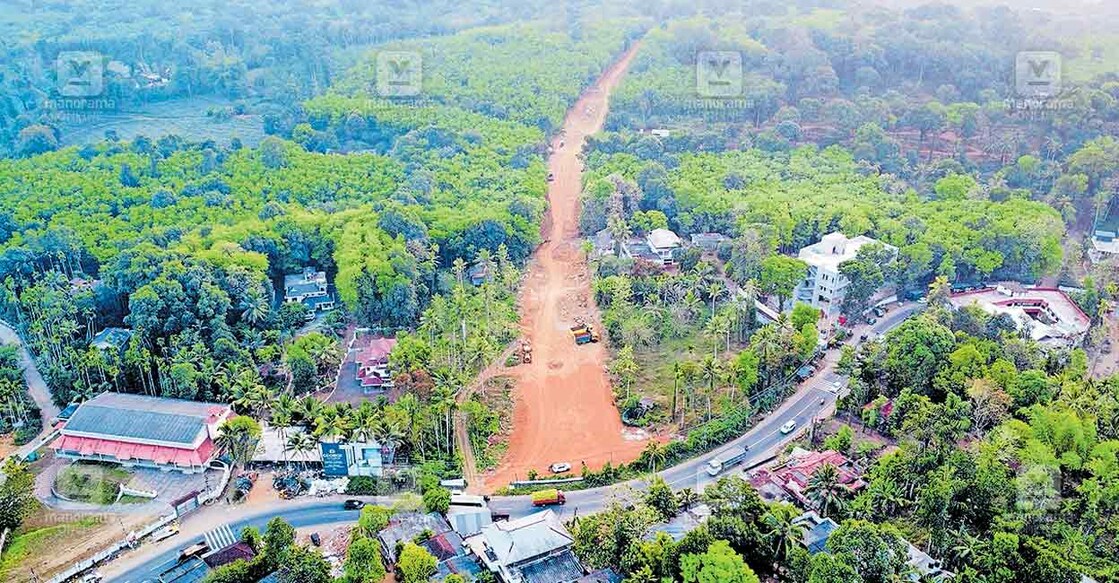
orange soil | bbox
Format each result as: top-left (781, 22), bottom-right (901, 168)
top-left (485, 44), bottom-right (649, 488)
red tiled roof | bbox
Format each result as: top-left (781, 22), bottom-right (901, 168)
top-left (763, 450), bottom-right (867, 506)
top-left (356, 337), bottom-right (397, 366)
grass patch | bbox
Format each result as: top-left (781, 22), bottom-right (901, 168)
top-left (55, 462), bottom-right (133, 505)
top-left (624, 333), bottom-right (750, 430)
top-left (0, 515), bottom-right (105, 577)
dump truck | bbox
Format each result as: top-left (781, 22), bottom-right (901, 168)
top-left (570, 323), bottom-right (600, 345)
top-left (531, 488), bottom-right (566, 506)
top-left (705, 445), bottom-right (750, 477)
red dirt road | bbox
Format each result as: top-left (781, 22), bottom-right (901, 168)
top-left (485, 44), bottom-right (649, 488)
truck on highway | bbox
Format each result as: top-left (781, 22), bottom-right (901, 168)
top-left (570, 323), bottom-right (600, 345)
top-left (531, 488), bottom-right (567, 506)
top-left (705, 445), bottom-right (750, 476)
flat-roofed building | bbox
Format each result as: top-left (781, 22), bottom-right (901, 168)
top-left (948, 285), bottom-right (1090, 349)
top-left (794, 232), bottom-right (896, 315)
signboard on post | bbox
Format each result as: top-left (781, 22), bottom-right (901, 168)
top-left (320, 442), bottom-right (349, 477)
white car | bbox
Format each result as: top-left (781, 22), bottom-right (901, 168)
top-left (827, 381), bottom-right (842, 394)
top-left (780, 420), bottom-right (797, 434)
top-left (549, 462), bottom-right (571, 474)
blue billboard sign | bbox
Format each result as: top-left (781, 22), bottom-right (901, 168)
top-left (320, 442), bottom-right (349, 477)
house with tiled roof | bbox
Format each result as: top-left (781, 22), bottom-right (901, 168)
top-left (51, 392), bottom-right (232, 473)
top-left (376, 512), bottom-right (482, 580)
top-left (747, 449), bottom-right (867, 509)
top-left (355, 337), bottom-right (397, 389)
top-left (377, 512), bottom-right (452, 565)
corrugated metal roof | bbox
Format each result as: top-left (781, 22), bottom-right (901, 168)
top-left (63, 393), bottom-right (228, 445)
top-left (518, 550), bottom-right (584, 583)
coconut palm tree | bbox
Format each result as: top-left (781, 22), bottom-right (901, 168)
top-left (806, 463), bottom-right (847, 518)
top-left (295, 395), bottom-right (323, 426)
top-left (271, 408), bottom-right (294, 465)
top-left (677, 487), bottom-right (700, 511)
top-left (700, 356), bottom-right (720, 419)
top-left (432, 384), bottom-right (458, 455)
top-left (351, 402), bottom-right (381, 443)
top-left (643, 440), bottom-right (666, 473)
top-left (762, 503), bottom-right (807, 562)
top-left (240, 289), bottom-right (270, 328)
top-left (376, 417), bottom-right (406, 465)
top-left (671, 362), bottom-right (682, 428)
top-left (285, 431), bottom-right (318, 472)
top-left (705, 282), bottom-right (725, 316)
top-left (215, 415), bottom-right (262, 470)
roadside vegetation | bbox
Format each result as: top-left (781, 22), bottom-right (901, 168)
top-left (0, 344), bottom-right (39, 446)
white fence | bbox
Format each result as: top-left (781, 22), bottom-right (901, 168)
top-left (509, 476), bottom-right (585, 488)
top-left (49, 460), bottom-right (231, 583)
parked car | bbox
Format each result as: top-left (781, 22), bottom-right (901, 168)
top-left (343, 499), bottom-right (365, 510)
top-left (547, 172), bottom-right (555, 182)
top-left (872, 306), bottom-right (886, 317)
top-left (549, 462), bottom-right (571, 473)
top-left (152, 523), bottom-right (180, 542)
top-left (780, 420), bottom-right (797, 434)
top-left (827, 381), bottom-right (842, 394)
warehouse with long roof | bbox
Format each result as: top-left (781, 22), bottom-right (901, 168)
top-left (51, 392), bottom-right (232, 473)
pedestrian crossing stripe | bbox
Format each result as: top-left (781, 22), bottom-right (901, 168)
top-left (202, 524), bottom-right (237, 553)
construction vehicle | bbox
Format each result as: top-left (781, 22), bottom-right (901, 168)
top-left (531, 489), bottom-right (567, 507)
top-left (521, 341), bottom-right (533, 364)
top-left (705, 445), bottom-right (750, 476)
top-left (570, 319), bottom-right (600, 345)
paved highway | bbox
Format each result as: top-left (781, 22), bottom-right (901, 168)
top-left (106, 302), bottom-right (921, 583)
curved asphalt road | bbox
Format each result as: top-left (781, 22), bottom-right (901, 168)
top-left (0, 321), bottom-right (60, 458)
top-left (108, 303), bottom-right (920, 583)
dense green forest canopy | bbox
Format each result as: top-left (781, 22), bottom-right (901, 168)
top-left (605, 5), bottom-right (1119, 221)
top-left (582, 145), bottom-right (1065, 286)
top-left (0, 0), bottom-right (629, 156)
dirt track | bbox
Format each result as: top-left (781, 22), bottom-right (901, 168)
top-left (484, 44), bottom-right (649, 489)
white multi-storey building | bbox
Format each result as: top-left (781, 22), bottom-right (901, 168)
top-left (793, 232), bottom-right (896, 315)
